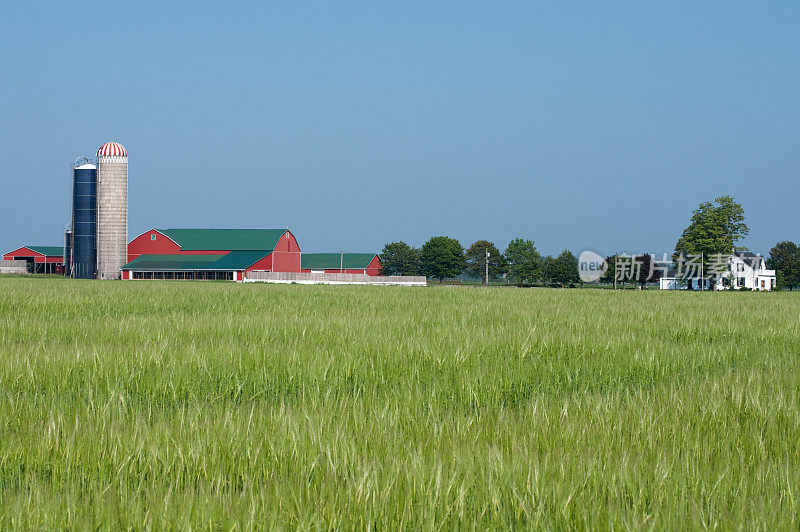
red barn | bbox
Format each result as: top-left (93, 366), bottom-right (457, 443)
top-left (3, 246), bottom-right (64, 274)
top-left (301, 253), bottom-right (382, 276)
top-left (122, 228), bottom-right (301, 281)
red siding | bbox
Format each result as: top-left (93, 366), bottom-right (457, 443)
top-left (365, 255), bottom-right (382, 276)
top-left (3, 247), bottom-right (64, 263)
top-left (299, 255), bottom-right (382, 276)
top-left (128, 229), bottom-right (302, 264)
top-left (267, 231), bottom-right (301, 272)
top-left (244, 231), bottom-right (301, 272)
top-left (245, 253), bottom-right (273, 272)
top-left (273, 251), bottom-right (301, 272)
top-left (127, 229), bottom-right (237, 261)
top-left (275, 231), bottom-right (301, 252)
top-left (127, 230), bottom-right (181, 262)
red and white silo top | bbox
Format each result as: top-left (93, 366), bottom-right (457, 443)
top-left (97, 142), bottom-right (127, 158)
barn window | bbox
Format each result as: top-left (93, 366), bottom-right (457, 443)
top-left (151, 234), bottom-right (156, 240)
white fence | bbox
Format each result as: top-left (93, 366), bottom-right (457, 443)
top-left (244, 271), bottom-right (426, 286)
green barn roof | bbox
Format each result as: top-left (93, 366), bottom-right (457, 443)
top-left (301, 253), bottom-right (378, 270)
top-left (157, 229), bottom-right (288, 251)
top-left (122, 251), bottom-right (268, 271)
top-left (210, 251), bottom-right (271, 269)
top-left (24, 246), bottom-right (64, 256)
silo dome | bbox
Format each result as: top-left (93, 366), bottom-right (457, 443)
top-left (97, 142), bottom-right (127, 157)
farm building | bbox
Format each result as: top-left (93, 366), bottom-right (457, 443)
top-left (4, 229), bottom-right (391, 282)
top-left (122, 228), bottom-right (301, 281)
top-left (658, 252), bottom-right (777, 291)
top-left (2, 246), bottom-right (64, 274)
top-left (301, 253), bottom-right (382, 276)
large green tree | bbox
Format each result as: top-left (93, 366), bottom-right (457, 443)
top-left (464, 240), bottom-right (505, 283)
top-left (767, 241), bottom-right (800, 290)
top-left (504, 238), bottom-right (540, 285)
top-left (543, 250), bottom-right (580, 287)
top-left (379, 242), bottom-right (420, 276)
top-left (600, 255), bottom-right (619, 286)
top-left (633, 254), bottom-right (662, 289)
top-left (600, 254), bottom-right (643, 288)
top-left (603, 254), bottom-right (663, 289)
top-left (540, 256), bottom-right (556, 286)
top-left (419, 236), bottom-right (465, 282)
top-left (674, 195), bottom-right (749, 286)
top-left (674, 195), bottom-right (749, 258)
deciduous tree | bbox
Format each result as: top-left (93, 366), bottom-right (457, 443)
top-left (504, 238), bottom-right (540, 285)
top-left (379, 242), bottom-right (420, 276)
top-left (465, 240), bottom-right (505, 283)
top-left (544, 250), bottom-right (580, 287)
top-left (602, 254), bottom-right (664, 288)
top-left (767, 241), bottom-right (800, 290)
top-left (600, 255), bottom-right (619, 286)
top-left (633, 253), bottom-right (662, 288)
top-left (540, 256), bottom-right (556, 286)
top-left (419, 236), bottom-right (465, 282)
top-left (674, 195), bottom-right (749, 285)
top-left (674, 195), bottom-right (749, 258)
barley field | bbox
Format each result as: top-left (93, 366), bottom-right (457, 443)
top-left (0, 276), bottom-right (798, 529)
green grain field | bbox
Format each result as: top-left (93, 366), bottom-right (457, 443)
top-left (1, 276), bottom-right (798, 529)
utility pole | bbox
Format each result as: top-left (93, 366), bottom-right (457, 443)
top-left (701, 252), bottom-right (704, 291)
top-left (340, 251), bottom-right (344, 273)
top-left (485, 248), bottom-right (490, 286)
top-left (613, 251), bottom-right (617, 290)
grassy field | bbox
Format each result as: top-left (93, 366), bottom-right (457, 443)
top-left (1, 276), bottom-right (798, 529)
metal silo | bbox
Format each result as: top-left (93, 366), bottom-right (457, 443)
top-left (96, 142), bottom-right (127, 279)
top-left (72, 157), bottom-right (97, 279)
top-left (64, 225), bottom-right (72, 277)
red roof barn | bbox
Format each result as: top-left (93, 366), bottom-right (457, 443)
top-left (3, 246), bottom-right (64, 274)
top-left (123, 228), bottom-right (301, 281)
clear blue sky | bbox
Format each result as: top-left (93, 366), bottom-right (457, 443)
top-left (1, 1), bottom-right (798, 257)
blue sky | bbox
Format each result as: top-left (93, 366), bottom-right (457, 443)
top-left (1, 1), bottom-right (798, 256)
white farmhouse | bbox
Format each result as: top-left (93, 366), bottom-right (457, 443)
top-left (721, 252), bottom-right (777, 290)
top-left (658, 252), bottom-right (776, 291)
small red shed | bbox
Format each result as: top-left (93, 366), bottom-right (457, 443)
top-left (2, 246), bottom-right (64, 274)
top-left (300, 253), bottom-right (382, 276)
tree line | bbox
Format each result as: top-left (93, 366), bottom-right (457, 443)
top-left (380, 237), bottom-right (580, 286)
top-left (379, 195), bottom-right (800, 290)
